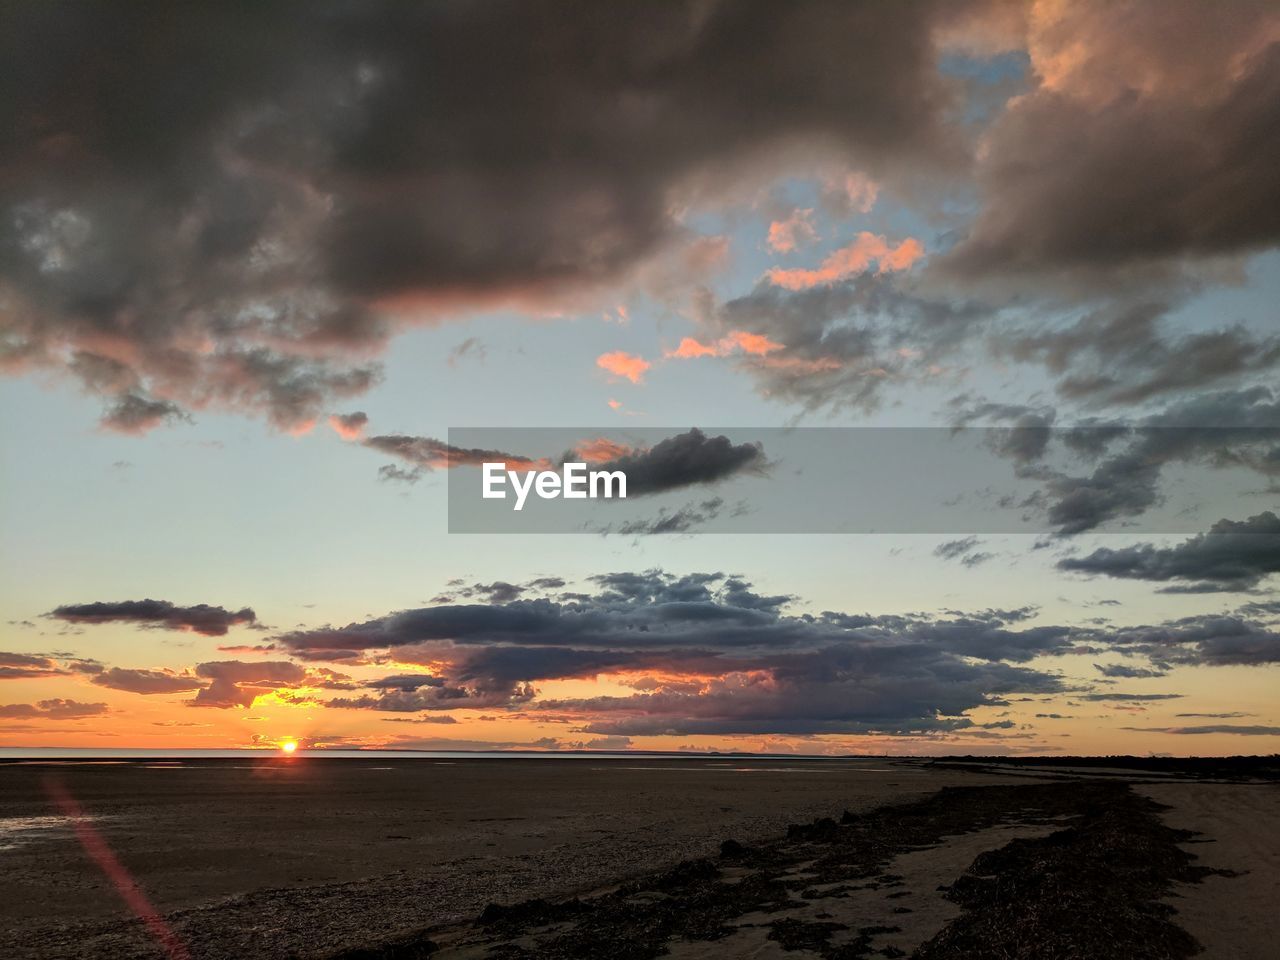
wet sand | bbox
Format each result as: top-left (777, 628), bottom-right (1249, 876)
top-left (1138, 783), bottom-right (1280, 960)
top-left (0, 758), bottom-right (1274, 959)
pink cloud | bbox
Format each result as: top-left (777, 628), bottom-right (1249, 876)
top-left (767, 208), bottom-right (818, 253)
top-left (328, 411), bottom-right (368, 440)
top-left (665, 330), bottom-right (784, 360)
top-left (766, 232), bottom-right (924, 290)
top-left (596, 351), bottom-right (651, 384)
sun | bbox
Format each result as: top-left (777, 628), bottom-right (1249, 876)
top-left (279, 740), bottom-right (298, 754)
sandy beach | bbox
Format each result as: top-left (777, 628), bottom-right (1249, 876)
top-left (0, 757), bottom-right (1275, 959)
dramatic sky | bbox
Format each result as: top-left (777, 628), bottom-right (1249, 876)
top-left (2, 0), bottom-right (1278, 756)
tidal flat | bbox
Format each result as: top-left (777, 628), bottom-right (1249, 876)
top-left (0, 757), bottom-right (1273, 959)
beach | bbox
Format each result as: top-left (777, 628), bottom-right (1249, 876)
top-left (0, 757), bottom-right (1274, 959)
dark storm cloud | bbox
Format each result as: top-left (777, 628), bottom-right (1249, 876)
top-left (90, 667), bottom-right (204, 695)
top-left (0, 0), bottom-right (965, 431)
top-left (275, 569), bottom-right (1084, 733)
top-left (942, 2), bottom-right (1280, 284)
top-left (706, 3), bottom-right (1280, 417)
top-left (48, 599), bottom-right (258, 636)
top-left (583, 430), bottom-right (768, 497)
top-left (1060, 512), bottom-right (1280, 592)
top-left (268, 567), bottom-right (1280, 734)
top-left (0, 699), bottom-right (109, 719)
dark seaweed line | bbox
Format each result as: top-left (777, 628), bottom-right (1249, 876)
top-left (326, 782), bottom-right (1214, 960)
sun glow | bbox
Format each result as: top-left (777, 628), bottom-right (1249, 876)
top-left (280, 740), bottom-right (298, 754)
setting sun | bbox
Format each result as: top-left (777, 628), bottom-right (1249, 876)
top-left (280, 740), bottom-right (298, 754)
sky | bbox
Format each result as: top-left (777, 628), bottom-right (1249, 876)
top-left (1, 0), bottom-right (1278, 757)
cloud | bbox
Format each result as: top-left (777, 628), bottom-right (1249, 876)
top-left (0, 1), bottom-right (964, 430)
top-left (613, 498), bottom-right (728, 536)
top-left (1093, 663), bottom-right (1167, 679)
top-left (1012, 388), bottom-right (1280, 533)
top-left (1122, 725), bottom-right (1280, 736)
top-left (933, 536), bottom-right (993, 567)
top-left (999, 301), bottom-right (1280, 407)
top-left (381, 715), bottom-right (458, 725)
top-left (1104, 614), bottom-right (1280, 667)
top-left (712, 272), bottom-right (981, 413)
top-left (0, 699), bottom-right (109, 719)
top-left (367, 674), bottom-right (446, 692)
top-left (434, 577), bottom-right (569, 605)
top-left (328, 411), bottom-right (369, 440)
top-left (665, 330), bottom-right (784, 360)
top-left (330, 683), bottom-right (535, 713)
top-left (577, 428), bottom-right (768, 496)
top-left (190, 660), bottom-right (307, 708)
top-left (362, 434), bottom-right (539, 484)
top-left (257, 566), bottom-right (1280, 736)
top-left (581, 735), bottom-right (633, 751)
top-left (0, 652), bottom-right (73, 680)
top-left (90, 667), bottom-right (205, 695)
top-left (942, 1), bottom-right (1280, 285)
top-left (48, 600), bottom-right (258, 636)
top-left (1060, 512), bottom-right (1280, 592)
top-left (766, 232), bottom-right (924, 289)
top-left (823, 172), bottom-right (880, 215)
top-left (767, 208), bottom-right (818, 254)
top-left (277, 570), bottom-right (1079, 734)
top-left (596, 351), bottom-right (651, 384)
top-left (448, 337), bottom-right (486, 367)
top-left (101, 394), bottom-right (189, 434)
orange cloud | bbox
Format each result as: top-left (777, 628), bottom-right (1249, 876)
top-left (666, 330), bottom-right (784, 360)
top-left (767, 208), bottom-right (818, 253)
top-left (596, 350), bottom-right (651, 384)
top-left (725, 331), bottom-right (785, 356)
top-left (766, 232), bottom-right (924, 290)
top-left (607, 399), bottom-right (622, 410)
top-left (667, 337), bottom-right (720, 359)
